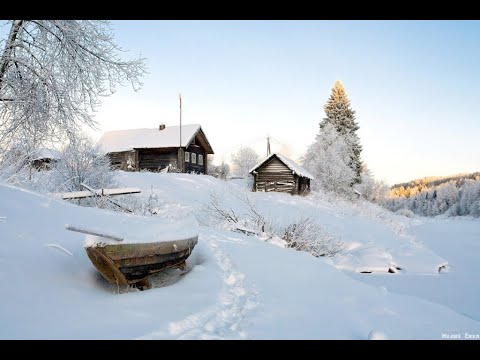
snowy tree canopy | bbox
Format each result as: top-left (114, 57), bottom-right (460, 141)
top-left (0, 20), bottom-right (146, 148)
top-left (303, 122), bottom-right (356, 195)
top-left (231, 147), bottom-right (260, 178)
top-left (320, 81), bottom-right (362, 182)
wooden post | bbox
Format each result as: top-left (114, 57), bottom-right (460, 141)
top-left (179, 93), bottom-right (182, 148)
top-left (134, 150), bottom-right (139, 171)
top-left (177, 148), bottom-right (185, 173)
top-left (204, 151), bottom-right (208, 175)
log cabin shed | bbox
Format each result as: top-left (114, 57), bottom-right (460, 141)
top-left (249, 153), bottom-right (313, 195)
top-left (97, 124), bottom-right (214, 174)
top-left (31, 148), bottom-right (61, 170)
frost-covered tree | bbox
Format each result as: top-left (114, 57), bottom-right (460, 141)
top-left (231, 147), bottom-right (260, 178)
top-left (383, 178), bottom-right (480, 218)
top-left (303, 122), bottom-right (356, 195)
top-left (320, 81), bottom-right (362, 182)
top-left (354, 164), bottom-right (389, 203)
top-left (0, 20), bottom-right (146, 148)
top-left (208, 156), bottom-right (230, 180)
top-left (0, 141), bottom-right (32, 183)
top-left (51, 133), bottom-right (116, 192)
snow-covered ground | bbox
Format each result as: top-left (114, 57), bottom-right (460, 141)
top-left (1, 172), bottom-right (479, 339)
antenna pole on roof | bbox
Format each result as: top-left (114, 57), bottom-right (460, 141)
top-left (179, 93), bottom-right (182, 147)
top-left (267, 136), bottom-right (271, 157)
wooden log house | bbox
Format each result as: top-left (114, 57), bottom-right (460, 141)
top-left (249, 153), bottom-right (313, 195)
top-left (31, 148), bottom-right (61, 170)
top-left (97, 124), bottom-right (214, 174)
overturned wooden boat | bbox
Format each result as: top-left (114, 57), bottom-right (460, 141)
top-left (65, 223), bottom-right (198, 289)
top-left (86, 237), bottom-right (198, 289)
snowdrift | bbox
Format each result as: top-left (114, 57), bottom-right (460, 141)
top-left (1, 175), bottom-right (479, 339)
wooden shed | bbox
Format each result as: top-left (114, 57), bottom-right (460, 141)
top-left (30, 148), bottom-right (61, 171)
top-left (249, 153), bottom-right (313, 195)
top-left (97, 124), bottom-right (214, 174)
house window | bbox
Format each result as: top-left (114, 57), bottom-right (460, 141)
top-left (198, 154), bottom-right (204, 166)
top-left (191, 153), bottom-right (197, 164)
top-left (185, 151), bottom-right (190, 162)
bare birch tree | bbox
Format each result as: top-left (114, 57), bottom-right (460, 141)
top-left (0, 20), bottom-right (146, 148)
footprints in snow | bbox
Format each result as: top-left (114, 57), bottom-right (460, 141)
top-left (168, 233), bottom-right (257, 339)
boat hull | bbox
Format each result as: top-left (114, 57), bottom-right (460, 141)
top-left (85, 237), bottom-right (198, 287)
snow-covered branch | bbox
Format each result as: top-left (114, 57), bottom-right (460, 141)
top-left (0, 20), bottom-right (146, 148)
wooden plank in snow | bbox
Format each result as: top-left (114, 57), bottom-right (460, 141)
top-left (55, 187), bottom-right (141, 200)
top-left (65, 224), bottom-right (124, 242)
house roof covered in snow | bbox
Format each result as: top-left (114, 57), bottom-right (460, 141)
top-left (97, 124), bottom-right (214, 154)
top-left (249, 153), bottom-right (314, 179)
top-left (32, 148), bottom-right (61, 161)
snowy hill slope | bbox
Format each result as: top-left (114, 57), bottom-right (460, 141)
top-left (0, 174), bottom-right (479, 339)
top-left (116, 172), bottom-right (446, 274)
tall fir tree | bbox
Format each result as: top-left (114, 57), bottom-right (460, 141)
top-left (320, 81), bottom-right (362, 183)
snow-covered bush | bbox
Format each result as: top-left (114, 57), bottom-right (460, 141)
top-left (0, 142), bottom-right (32, 184)
top-left (201, 190), bottom-right (275, 237)
top-left (202, 189), bottom-right (344, 258)
top-left (0, 143), bottom-right (58, 191)
top-left (113, 190), bottom-right (167, 216)
top-left (50, 133), bottom-right (116, 193)
top-left (395, 208), bottom-right (415, 218)
top-left (283, 218), bottom-right (344, 257)
top-left (208, 156), bottom-right (230, 179)
top-left (354, 165), bottom-right (389, 204)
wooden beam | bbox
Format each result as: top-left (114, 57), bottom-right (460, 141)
top-left (65, 224), bottom-right (124, 242)
top-left (55, 187), bottom-right (141, 200)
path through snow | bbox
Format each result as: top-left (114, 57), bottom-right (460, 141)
top-left (140, 231), bottom-right (258, 340)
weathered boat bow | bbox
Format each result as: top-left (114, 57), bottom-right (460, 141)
top-left (85, 237), bottom-right (198, 289)
top-left (65, 223), bottom-right (199, 291)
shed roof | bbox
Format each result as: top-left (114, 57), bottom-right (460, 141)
top-left (249, 153), bottom-right (314, 179)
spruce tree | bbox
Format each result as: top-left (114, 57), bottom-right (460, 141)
top-left (320, 81), bottom-right (362, 183)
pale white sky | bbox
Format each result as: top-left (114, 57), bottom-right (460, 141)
top-left (86, 20), bottom-right (480, 185)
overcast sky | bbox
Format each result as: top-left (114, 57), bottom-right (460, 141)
top-left (87, 20), bottom-right (480, 185)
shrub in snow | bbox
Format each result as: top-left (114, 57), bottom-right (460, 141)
top-left (283, 218), bottom-right (344, 258)
top-left (395, 208), bottom-right (415, 218)
top-left (0, 142), bottom-right (33, 184)
top-left (113, 190), bottom-right (167, 216)
top-left (202, 190), bottom-right (275, 237)
top-left (208, 156), bottom-right (230, 180)
top-left (51, 134), bottom-right (116, 193)
top-left (0, 142), bottom-right (58, 192)
top-left (354, 165), bottom-right (389, 204)
top-left (203, 189), bottom-right (344, 258)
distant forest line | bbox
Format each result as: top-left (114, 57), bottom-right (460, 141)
top-left (385, 172), bottom-right (480, 217)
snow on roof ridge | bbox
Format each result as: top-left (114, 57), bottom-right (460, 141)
top-left (103, 123), bottom-right (201, 134)
top-left (32, 147), bottom-right (61, 161)
top-left (249, 153), bottom-right (314, 179)
top-left (97, 124), bottom-right (204, 153)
